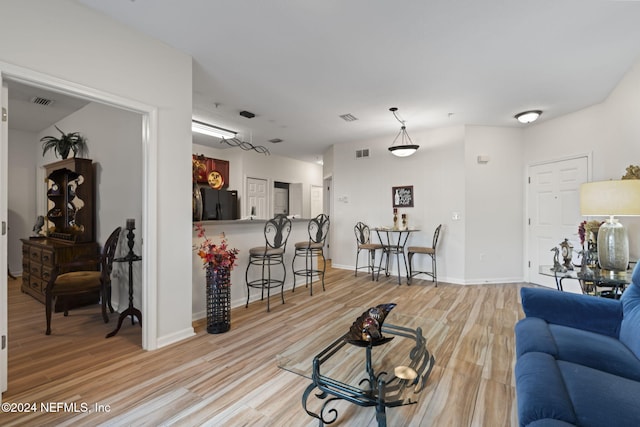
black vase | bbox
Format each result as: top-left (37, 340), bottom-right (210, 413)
top-left (206, 266), bottom-right (231, 334)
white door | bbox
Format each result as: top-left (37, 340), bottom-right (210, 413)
top-left (528, 156), bottom-right (589, 289)
top-left (246, 177), bottom-right (267, 219)
top-left (273, 187), bottom-right (288, 215)
top-left (1, 81), bottom-right (8, 398)
top-left (310, 185), bottom-right (323, 218)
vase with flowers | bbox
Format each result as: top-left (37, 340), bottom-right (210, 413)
top-left (195, 223), bottom-right (239, 333)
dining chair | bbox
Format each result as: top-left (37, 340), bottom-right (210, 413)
top-left (407, 224), bottom-right (442, 286)
top-left (292, 214), bottom-right (330, 295)
top-left (45, 226), bottom-right (122, 335)
top-left (353, 222), bottom-right (384, 281)
top-left (245, 214), bottom-right (292, 312)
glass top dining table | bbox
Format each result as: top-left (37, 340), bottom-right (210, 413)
top-left (373, 227), bottom-right (420, 285)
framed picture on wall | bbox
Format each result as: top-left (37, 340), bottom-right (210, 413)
top-left (392, 185), bottom-right (414, 208)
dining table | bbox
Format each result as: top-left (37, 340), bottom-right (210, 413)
top-left (373, 227), bottom-right (420, 285)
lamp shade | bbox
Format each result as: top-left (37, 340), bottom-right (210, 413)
top-left (580, 180), bottom-right (640, 216)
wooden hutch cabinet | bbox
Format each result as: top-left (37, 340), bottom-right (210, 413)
top-left (21, 158), bottom-right (99, 309)
top-left (44, 158), bottom-right (95, 242)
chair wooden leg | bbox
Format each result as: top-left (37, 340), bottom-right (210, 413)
top-left (45, 292), bottom-right (53, 335)
top-left (408, 252), bottom-right (414, 285)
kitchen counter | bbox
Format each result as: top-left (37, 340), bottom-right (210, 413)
top-left (192, 218), bottom-right (315, 320)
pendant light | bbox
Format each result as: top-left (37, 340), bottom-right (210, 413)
top-left (388, 107), bottom-right (419, 157)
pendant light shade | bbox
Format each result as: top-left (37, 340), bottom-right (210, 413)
top-left (388, 108), bottom-right (419, 157)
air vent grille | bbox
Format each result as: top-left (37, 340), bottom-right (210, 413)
top-left (30, 96), bottom-right (54, 107)
top-left (355, 149), bottom-right (370, 159)
top-left (339, 113), bottom-right (358, 122)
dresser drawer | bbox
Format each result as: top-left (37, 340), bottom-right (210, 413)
top-left (29, 247), bottom-right (42, 263)
top-left (41, 265), bottom-right (54, 282)
top-left (30, 263), bottom-right (42, 278)
top-left (41, 249), bottom-right (55, 266)
top-left (29, 276), bottom-right (42, 293)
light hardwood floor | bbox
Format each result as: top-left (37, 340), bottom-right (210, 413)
top-left (4, 266), bottom-right (526, 426)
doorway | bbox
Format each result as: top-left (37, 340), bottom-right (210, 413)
top-left (0, 67), bottom-right (156, 398)
top-left (274, 181), bottom-right (289, 216)
top-left (527, 155), bottom-right (589, 290)
top-left (246, 177), bottom-right (268, 219)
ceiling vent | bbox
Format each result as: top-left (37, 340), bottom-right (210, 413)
top-left (239, 110), bottom-right (256, 119)
top-left (339, 113), bottom-right (358, 122)
top-left (355, 148), bottom-right (370, 159)
top-left (269, 138), bottom-right (283, 143)
top-left (30, 96), bottom-right (54, 107)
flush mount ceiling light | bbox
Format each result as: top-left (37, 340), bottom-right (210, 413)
top-left (192, 119), bottom-right (270, 155)
top-left (514, 110), bottom-right (542, 124)
top-left (388, 107), bottom-right (419, 157)
top-left (192, 120), bottom-right (237, 139)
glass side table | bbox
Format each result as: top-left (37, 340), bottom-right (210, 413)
top-left (278, 311), bottom-right (435, 427)
top-left (539, 264), bottom-right (633, 298)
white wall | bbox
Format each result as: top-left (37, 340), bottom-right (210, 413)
top-left (524, 62), bottom-right (640, 261)
top-left (7, 129), bottom-right (38, 274)
top-left (1, 0), bottom-right (193, 347)
top-left (464, 126), bottom-right (524, 283)
top-left (328, 126), bottom-right (469, 283)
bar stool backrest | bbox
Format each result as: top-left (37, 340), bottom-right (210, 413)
top-left (309, 214), bottom-right (330, 244)
top-left (265, 214), bottom-right (292, 250)
top-left (432, 224), bottom-right (442, 249)
top-left (354, 222), bottom-right (371, 245)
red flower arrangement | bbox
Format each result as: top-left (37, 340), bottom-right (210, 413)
top-left (194, 223), bottom-right (239, 274)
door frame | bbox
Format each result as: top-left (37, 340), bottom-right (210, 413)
top-left (0, 62), bottom-right (159, 354)
top-left (1, 82), bottom-right (8, 397)
top-left (524, 153), bottom-right (592, 285)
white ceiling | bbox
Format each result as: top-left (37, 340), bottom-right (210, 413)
top-left (6, 80), bottom-right (90, 134)
top-left (25, 1), bottom-right (640, 162)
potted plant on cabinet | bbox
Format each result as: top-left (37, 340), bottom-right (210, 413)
top-left (41, 126), bottom-right (87, 159)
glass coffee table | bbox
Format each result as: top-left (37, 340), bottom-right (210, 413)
top-left (277, 309), bottom-right (435, 426)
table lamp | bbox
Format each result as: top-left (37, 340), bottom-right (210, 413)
top-left (580, 180), bottom-right (640, 272)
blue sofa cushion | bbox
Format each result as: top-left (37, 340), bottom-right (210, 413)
top-left (516, 317), bottom-right (640, 381)
top-left (520, 287), bottom-right (622, 338)
top-left (515, 352), bottom-right (577, 426)
top-left (558, 359), bottom-right (640, 427)
top-left (527, 421), bottom-right (576, 427)
top-left (620, 265), bottom-right (640, 359)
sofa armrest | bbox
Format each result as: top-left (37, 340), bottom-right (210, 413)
top-left (521, 287), bottom-right (622, 338)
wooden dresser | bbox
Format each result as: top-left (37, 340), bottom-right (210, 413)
top-left (21, 238), bottom-right (99, 311)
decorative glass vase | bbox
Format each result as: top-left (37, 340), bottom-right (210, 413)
top-left (206, 266), bottom-right (231, 334)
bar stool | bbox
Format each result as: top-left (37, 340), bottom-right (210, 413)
top-left (407, 224), bottom-right (442, 286)
top-left (245, 214), bottom-right (292, 312)
top-left (354, 222), bottom-right (384, 281)
top-left (292, 214), bottom-right (330, 295)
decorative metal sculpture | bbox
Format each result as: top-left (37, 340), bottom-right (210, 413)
top-left (220, 137), bottom-right (270, 155)
top-left (559, 238), bottom-right (574, 271)
top-left (32, 215), bottom-right (45, 237)
top-left (346, 303), bottom-right (396, 345)
top-left (551, 247), bottom-right (567, 273)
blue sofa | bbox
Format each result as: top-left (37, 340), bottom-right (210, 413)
top-left (515, 262), bottom-right (640, 427)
